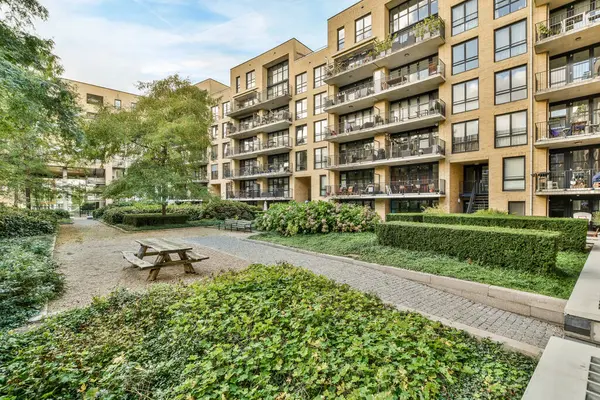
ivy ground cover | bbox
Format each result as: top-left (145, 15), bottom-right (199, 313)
top-left (0, 264), bottom-right (535, 399)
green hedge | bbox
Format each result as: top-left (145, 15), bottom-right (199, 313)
top-left (418, 214), bottom-right (587, 252)
top-left (376, 222), bottom-right (559, 272)
top-left (122, 214), bottom-right (189, 227)
top-left (386, 213), bottom-right (423, 223)
top-left (0, 209), bottom-right (57, 238)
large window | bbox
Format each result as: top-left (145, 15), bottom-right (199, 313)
top-left (267, 61), bottom-right (289, 99)
top-left (494, 20), bottom-right (526, 62)
top-left (337, 27), bottom-right (345, 51)
top-left (211, 164), bottom-right (218, 180)
top-left (222, 123), bottom-right (230, 138)
top-left (295, 125), bottom-right (307, 145)
top-left (86, 93), bottom-right (103, 105)
top-left (452, 0), bottom-right (478, 36)
top-left (296, 99), bottom-right (307, 120)
top-left (314, 92), bottom-right (327, 115)
top-left (211, 106), bottom-right (219, 121)
top-left (235, 77), bottom-right (240, 93)
top-left (452, 79), bottom-right (479, 113)
top-left (314, 147), bottom-right (328, 169)
top-left (320, 175), bottom-right (327, 197)
top-left (268, 178), bottom-right (289, 196)
top-left (246, 70), bottom-right (256, 89)
top-left (495, 110), bottom-right (527, 148)
top-left (296, 72), bottom-right (307, 94)
top-left (114, 99), bottom-right (121, 109)
top-left (210, 125), bottom-right (218, 140)
top-left (495, 0), bottom-right (525, 19)
top-left (222, 142), bottom-right (230, 158)
top-left (495, 65), bottom-right (527, 104)
top-left (355, 14), bottom-right (372, 42)
top-left (314, 120), bottom-right (327, 142)
top-left (389, 0), bottom-right (438, 35)
top-left (508, 201), bottom-right (526, 216)
top-left (452, 120), bottom-right (479, 153)
top-left (452, 37), bottom-right (478, 75)
top-left (314, 65), bottom-right (326, 88)
top-left (503, 156), bottom-right (526, 191)
top-left (296, 151), bottom-right (307, 171)
top-left (222, 101), bottom-right (230, 117)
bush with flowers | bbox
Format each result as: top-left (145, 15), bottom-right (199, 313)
top-left (255, 201), bottom-right (380, 236)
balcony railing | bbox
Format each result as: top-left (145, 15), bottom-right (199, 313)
top-left (461, 180), bottom-right (489, 195)
top-left (227, 136), bottom-right (291, 157)
top-left (326, 179), bottom-right (446, 197)
top-left (536, 119), bottom-right (600, 141)
top-left (296, 162), bottom-right (307, 172)
top-left (86, 177), bottom-right (106, 185)
top-left (324, 99), bottom-right (446, 140)
top-left (232, 163), bottom-right (293, 179)
top-left (192, 173), bottom-right (209, 182)
top-left (536, 6), bottom-right (600, 42)
top-left (325, 19), bottom-right (446, 80)
top-left (536, 170), bottom-right (600, 191)
top-left (227, 110), bottom-right (293, 136)
top-left (452, 137), bottom-right (479, 153)
top-left (230, 85), bottom-right (292, 115)
top-left (227, 189), bottom-right (293, 200)
top-left (535, 61), bottom-right (600, 92)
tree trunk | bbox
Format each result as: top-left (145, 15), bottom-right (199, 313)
top-left (162, 203), bottom-right (167, 216)
top-left (25, 186), bottom-right (31, 210)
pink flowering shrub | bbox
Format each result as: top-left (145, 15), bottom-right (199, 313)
top-left (255, 201), bottom-right (380, 236)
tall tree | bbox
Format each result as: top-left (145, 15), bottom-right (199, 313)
top-left (84, 75), bottom-right (213, 215)
top-left (0, 0), bottom-right (83, 208)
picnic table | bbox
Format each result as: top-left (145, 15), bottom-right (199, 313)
top-left (122, 238), bottom-right (209, 281)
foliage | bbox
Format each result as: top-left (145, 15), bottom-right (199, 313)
top-left (36, 209), bottom-right (70, 220)
top-left (83, 75), bottom-right (213, 214)
top-left (102, 204), bottom-right (163, 225)
top-left (422, 204), bottom-right (446, 214)
top-left (370, 34), bottom-right (396, 57)
top-left (0, 264), bottom-right (535, 399)
top-left (0, 235), bottom-right (63, 329)
top-left (474, 209), bottom-right (510, 216)
top-left (0, 207), bottom-right (57, 238)
top-left (414, 15), bottom-right (444, 38)
top-left (122, 213), bottom-right (189, 227)
top-left (255, 201), bottom-right (381, 236)
top-left (254, 232), bottom-right (587, 299)
top-left (377, 222), bottom-right (559, 273)
top-left (198, 200), bottom-right (258, 221)
top-left (386, 213), bottom-right (424, 222)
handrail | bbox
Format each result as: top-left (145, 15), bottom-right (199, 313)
top-left (536, 170), bottom-right (600, 191)
top-left (227, 110), bottom-right (293, 136)
top-left (232, 163), bottom-right (293, 178)
top-left (227, 189), bottom-right (293, 199)
top-left (536, 119), bottom-right (600, 141)
top-left (536, 5), bottom-right (600, 42)
top-left (535, 60), bottom-right (600, 92)
top-left (230, 84), bottom-right (292, 114)
top-left (227, 136), bottom-right (291, 157)
top-left (326, 179), bottom-right (446, 197)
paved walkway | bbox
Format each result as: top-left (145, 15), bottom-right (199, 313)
top-left (187, 236), bottom-right (563, 349)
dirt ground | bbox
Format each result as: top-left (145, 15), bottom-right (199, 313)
top-left (48, 218), bottom-right (251, 313)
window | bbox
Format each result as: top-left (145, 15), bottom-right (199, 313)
top-left (452, 79), bottom-right (479, 113)
top-left (222, 102), bottom-right (230, 117)
top-left (222, 123), bottom-right (230, 138)
top-left (355, 14), bottom-right (372, 42)
top-left (495, 0), bottom-right (525, 19)
top-left (337, 27), bottom-right (345, 51)
top-left (452, 0), bottom-right (478, 36)
top-left (452, 37), bottom-right (478, 75)
top-left (210, 125), bottom-right (218, 140)
top-left (267, 61), bottom-right (289, 99)
top-left (495, 110), bottom-right (527, 147)
top-left (211, 164), bottom-right (218, 180)
top-left (296, 99), bottom-right (307, 120)
top-left (314, 120), bottom-right (327, 142)
top-left (320, 175), bottom-right (327, 197)
top-left (223, 163), bottom-right (231, 178)
top-left (314, 92), bottom-right (327, 115)
top-left (296, 151), bottom-right (307, 171)
top-left (495, 20), bottom-right (526, 62)
top-left (296, 125), bottom-right (307, 145)
top-left (452, 120), bottom-right (479, 153)
top-left (114, 99), bottom-right (121, 109)
top-left (389, 0), bottom-right (438, 35)
top-left (495, 65), bottom-right (527, 104)
top-left (130, 102), bottom-right (137, 110)
top-left (296, 72), bottom-right (307, 94)
top-left (211, 106), bottom-right (219, 121)
top-left (211, 145), bottom-right (218, 161)
top-left (508, 201), bottom-right (526, 216)
top-left (314, 147), bottom-right (328, 169)
top-left (246, 70), bottom-right (256, 89)
top-left (86, 93), bottom-right (103, 105)
top-left (503, 156), bottom-right (525, 191)
top-left (223, 142), bottom-right (230, 158)
top-left (235, 77), bottom-right (241, 93)
top-left (314, 64), bottom-right (326, 88)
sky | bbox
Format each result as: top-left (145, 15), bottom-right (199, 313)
top-left (36, 0), bottom-right (357, 94)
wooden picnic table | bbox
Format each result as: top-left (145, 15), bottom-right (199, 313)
top-left (122, 238), bottom-right (209, 281)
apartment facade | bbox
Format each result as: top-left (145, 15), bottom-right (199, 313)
top-left (197, 0), bottom-right (600, 219)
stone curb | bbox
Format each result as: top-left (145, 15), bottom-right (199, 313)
top-left (244, 238), bottom-right (566, 326)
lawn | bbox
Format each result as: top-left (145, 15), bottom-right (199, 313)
top-left (0, 264), bottom-right (535, 399)
top-left (253, 232), bottom-right (588, 299)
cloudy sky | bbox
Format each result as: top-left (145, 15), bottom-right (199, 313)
top-left (36, 0), bottom-right (356, 94)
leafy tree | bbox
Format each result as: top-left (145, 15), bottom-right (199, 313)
top-left (0, 0), bottom-right (83, 208)
top-left (84, 75), bottom-right (213, 215)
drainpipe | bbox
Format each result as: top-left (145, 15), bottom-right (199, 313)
top-left (529, 2), bottom-right (535, 216)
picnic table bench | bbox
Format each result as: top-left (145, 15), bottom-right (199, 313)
top-left (122, 238), bottom-right (209, 281)
top-left (218, 219), bottom-right (253, 232)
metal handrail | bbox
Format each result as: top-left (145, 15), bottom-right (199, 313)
top-left (536, 170), bottom-right (600, 191)
top-left (536, 5), bottom-right (600, 42)
top-left (536, 119), bottom-right (600, 141)
top-left (230, 84), bottom-right (292, 114)
top-left (227, 136), bottom-right (292, 157)
top-left (326, 179), bottom-right (446, 197)
top-left (227, 189), bottom-right (293, 199)
top-left (232, 163), bottom-right (293, 178)
top-left (535, 60), bottom-right (600, 92)
top-left (228, 110), bottom-right (293, 136)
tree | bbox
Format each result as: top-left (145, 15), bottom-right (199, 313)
top-left (0, 0), bottom-right (83, 208)
top-left (84, 75), bottom-right (213, 215)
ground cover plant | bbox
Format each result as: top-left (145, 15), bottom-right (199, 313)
top-left (0, 207), bottom-right (59, 238)
top-left (253, 233), bottom-right (587, 299)
top-left (0, 236), bottom-right (63, 330)
top-left (0, 264), bottom-right (535, 399)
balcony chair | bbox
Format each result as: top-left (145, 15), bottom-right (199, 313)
top-left (363, 121), bottom-right (375, 129)
top-left (572, 121), bottom-right (587, 135)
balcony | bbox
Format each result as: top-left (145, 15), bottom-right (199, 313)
top-left (324, 99), bottom-right (446, 143)
top-left (535, 120), bottom-right (600, 148)
top-left (227, 111), bottom-right (293, 140)
top-left (326, 179), bottom-right (446, 199)
top-left (86, 177), bottom-right (106, 185)
top-left (324, 19), bottom-right (445, 87)
top-left (535, 0), bottom-right (575, 9)
top-left (536, 170), bottom-right (600, 195)
top-left (228, 85), bottom-right (292, 118)
top-left (324, 60), bottom-right (446, 115)
top-left (227, 136), bottom-right (292, 160)
top-left (325, 138), bottom-right (445, 171)
top-left (226, 189), bottom-right (293, 202)
top-left (230, 163), bottom-right (293, 180)
top-left (192, 173), bottom-right (209, 184)
top-left (535, 6), bottom-right (600, 55)
top-left (535, 63), bottom-right (600, 102)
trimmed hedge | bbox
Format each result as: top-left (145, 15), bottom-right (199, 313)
top-left (418, 214), bottom-right (587, 252)
top-left (122, 214), bottom-right (189, 227)
top-left (376, 222), bottom-right (559, 272)
top-left (0, 209), bottom-right (57, 238)
top-left (386, 213), bottom-right (423, 223)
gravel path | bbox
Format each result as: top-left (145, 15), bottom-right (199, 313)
top-left (187, 236), bottom-right (563, 349)
top-left (49, 219), bottom-right (250, 313)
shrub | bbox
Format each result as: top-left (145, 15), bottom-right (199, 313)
top-left (422, 204), bottom-right (446, 214)
top-left (200, 200), bottom-right (258, 221)
top-left (421, 214), bottom-right (588, 252)
top-left (474, 209), bottom-right (509, 216)
top-left (0, 208), bottom-right (57, 238)
top-left (256, 201), bottom-right (381, 236)
top-left (122, 214), bottom-right (189, 227)
top-left (376, 221), bottom-right (559, 272)
top-left (169, 204), bottom-right (204, 221)
top-left (386, 213), bottom-right (423, 223)
top-left (102, 205), bottom-right (163, 224)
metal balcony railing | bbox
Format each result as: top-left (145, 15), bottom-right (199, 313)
top-left (296, 162), bottom-right (307, 172)
top-left (536, 170), bottom-right (600, 191)
top-left (536, 118), bottom-right (600, 141)
top-left (326, 179), bottom-right (445, 197)
top-left (452, 136), bottom-right (479, 153)
top-left (226, 189), bottom-right (293, 200)
top-left (536, 5), bottom-right (600, 42)
top-left (232, 163), bottom-right (293, 178)
top-left (227, 136), bottom-right (291, 157)
top-left (227, 110), bottom-right (293, 136)
top-left (86, 177), bottom-right (106, 185)
top-left (192, 172), bottom-right (209, 182)
top-left (230, 85), bottom-right (292, 114)
top-left (461, 180), bottom-right (489, 195)
top-left (535, 60), bottom-right (600, 92)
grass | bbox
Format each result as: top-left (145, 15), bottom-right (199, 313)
top-left (114, 219), bottom-right (222, 232)
top-left (252, 232), bottom-right (588, 299)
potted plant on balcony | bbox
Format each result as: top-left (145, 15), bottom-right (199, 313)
top-left (414, 16), bottom-right (443, 40)
top-left (537, 23), bottom-right (552, 40)
top-left (369, 34), bottom-right (396, 58)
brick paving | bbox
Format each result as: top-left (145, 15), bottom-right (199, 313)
top-left (187, 235), bottom-right (563, 349)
